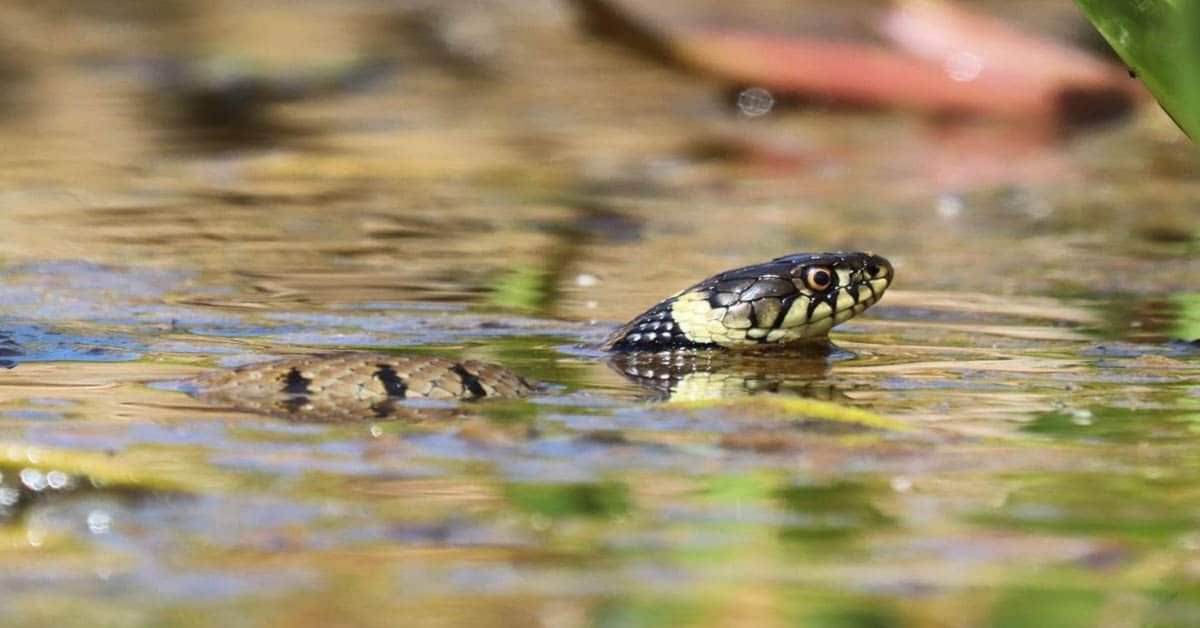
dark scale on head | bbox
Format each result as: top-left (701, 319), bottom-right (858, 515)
top-left (709, 277), bottom-right (799, 330)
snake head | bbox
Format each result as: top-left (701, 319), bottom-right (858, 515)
top-left (602, 251), bottom-right (893, 351)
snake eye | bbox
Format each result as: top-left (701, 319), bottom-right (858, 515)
top-left (803, 267), bottom-right (833, 291)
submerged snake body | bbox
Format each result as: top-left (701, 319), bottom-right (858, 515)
top-left (191, 252), bottom-right (893, 419)
top-left (193, 354), bottom-right (536, 421)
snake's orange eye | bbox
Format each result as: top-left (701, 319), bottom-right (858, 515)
top-left (803, 267), bottom-right (833, 291)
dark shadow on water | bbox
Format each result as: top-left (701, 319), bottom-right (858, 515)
top-left (146, 56), bottom-right (397, 153)
top-left (0, 330), bottom-right (20, 369)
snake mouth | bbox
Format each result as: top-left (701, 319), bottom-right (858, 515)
top-left (603, 251), bottom-right (894, 351)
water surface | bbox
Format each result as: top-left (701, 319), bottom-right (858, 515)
top-left (0, 2), bottom-right (1198, 626)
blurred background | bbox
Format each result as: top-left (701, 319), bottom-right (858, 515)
top-left (0, 1), bottom-right (1198, 627)
top-left (0, 0), bottom-right (1193, 316)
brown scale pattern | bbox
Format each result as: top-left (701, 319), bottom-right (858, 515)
top-left (192, 353), bottom-right (536, 422)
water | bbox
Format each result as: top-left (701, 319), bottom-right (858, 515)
top-left (0, 1), bottom-right (1198, 626)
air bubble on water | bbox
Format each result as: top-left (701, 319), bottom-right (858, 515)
top-left (575, 274), bottom-right (599, 288)
top-left (1022, 197), bottom-right (1053, 219)
top-left (46, 470), bottom-right (70, 490)
top-left (944, 51), bottom-right (983, 82)
top-left (737, 87), bottom-right (775, 117)
top-left (87, 510), bottom-right (112, 535)
top-left (19, 468), bottom-right (47, 491)
top-left (936, 194), bottom-right (963, 218)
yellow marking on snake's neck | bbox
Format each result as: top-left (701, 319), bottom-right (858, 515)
top-left (670, 291), bottom-right (717, 345)
top-left (671, 291), bottom-right (758, 347)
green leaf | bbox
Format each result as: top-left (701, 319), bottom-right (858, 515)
top-left (489, 265), bottom-right (557, 314)
top-left (1169, 292), bottom-right (1200, 341)
top-left (1074, 0), bottom-right (1200, 139)
top-left (505, 481), bottom-right (631, 520)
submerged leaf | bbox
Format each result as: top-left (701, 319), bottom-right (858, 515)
top-left (489, 265), bottom-right (558, 314)
top-left (668, 395), bottom-right (915, 433)
top-left (506, 481), bottom-right (631, 520)
top-left (1169, 292), bottom-right (1200, 341)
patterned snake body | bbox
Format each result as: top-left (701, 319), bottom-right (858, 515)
top-left (193, 353), bottom-right (536, 422)
top-left (190, 252), bottom-right (893, 418)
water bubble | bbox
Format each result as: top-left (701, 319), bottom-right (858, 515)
top-left (1022, 196), bottom-right (1054, 220)
top-left (737, 87), bottom-right (775, 117)
top-left (944, 51), bottom-right (983, 82)
top-left (46, 470), bottom-right (71, 490)
top-left (936, 194), bottom-right (963, 218)
top-left (19, 468), bottom-right (47, 491)
top-left (575, 273), bottom-right (599, 288)
top-left (1142, 468), bottom-right (1166, 480)
top-left (87, 510), bottom-right (112, 535)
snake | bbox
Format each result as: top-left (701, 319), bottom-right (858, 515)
top-left (191, 252), bottom-right (893, 420)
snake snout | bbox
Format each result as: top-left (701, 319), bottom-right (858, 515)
top-left (864, 253), bottom-right (893, 283)
top-left (855, 252), bottom-right (893, 303)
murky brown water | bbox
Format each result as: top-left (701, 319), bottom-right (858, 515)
top-left (0, 1), bottom-right (1198, 626)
